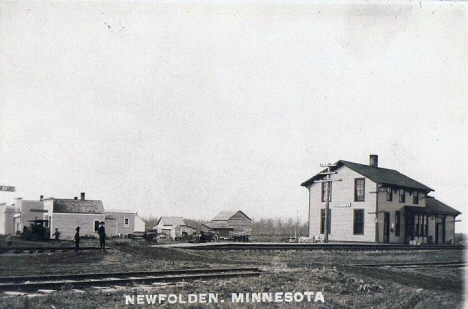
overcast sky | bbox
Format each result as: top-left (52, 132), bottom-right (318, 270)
top-left (0, 1), bottom-right (467, 232)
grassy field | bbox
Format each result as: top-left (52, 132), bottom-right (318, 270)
top-left (0, 239), bottom-right (464, 309)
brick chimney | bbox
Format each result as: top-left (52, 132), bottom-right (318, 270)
top-left (369, 154), bottom-right (378, 168)
top-left (80, 192), bottom-right (85, 200)
top-left (39, 195), bottom-right (44, 201)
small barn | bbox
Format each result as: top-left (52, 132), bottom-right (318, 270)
top-left (153, 217), bottom-right (196, 239)
top-left (203, 211), bottom-right (252, 237)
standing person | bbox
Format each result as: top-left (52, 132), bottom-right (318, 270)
top-left (5, 234), bottom-right (12, 247)
top-left (52, 228), bottom-right (61, 242)
top-left (74, 227), bottom-right (80, 253)
top-left (97, 221), bottom-right (106, 252)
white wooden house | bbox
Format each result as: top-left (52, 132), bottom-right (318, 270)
top-left (43, 192), bottom-right (105, 239)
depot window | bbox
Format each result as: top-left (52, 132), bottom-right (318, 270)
top-left (413, 191), bottom-right (419, 204)
top-left (321, 182), bottom-right (332, 202)
top-left (353, 209), bottom-right (364, 235)
top-left (386, 187), bottom-right (393, 202)
top-left (124, 218), bottom-right (129, 227)
top-left (399, 189), bottom-right (405, 203)
top-left (354, 178), bottom-right (365, 202)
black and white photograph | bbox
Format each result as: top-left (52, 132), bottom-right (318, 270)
top-left (0, 0), bottom-right (466, 308)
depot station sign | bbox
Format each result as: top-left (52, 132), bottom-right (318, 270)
top-left (332, 202), bottom-right (351, 207)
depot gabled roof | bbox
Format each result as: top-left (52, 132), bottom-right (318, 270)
top-left (301, 160), bottom-right (434, 192)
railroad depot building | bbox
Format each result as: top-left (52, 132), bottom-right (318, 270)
top-left (301, 155), bottom-right (461, 244)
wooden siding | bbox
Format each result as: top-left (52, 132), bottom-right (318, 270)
top-left (376, 187), bottom-right (426, 243)
top-left (50, 213), bottom-right (105, 239)
top-left (227, 218), bottom-right (252, 233)
top-left (308, 165), bottom-right (376, 242)
top-left (135, 215), bottom-right (146, 232)
top-left (105, 212), bottom-right (135, 236)
top-left (0, 205), bottom-right (15, 235)
top-left (16, 200), bottom-right (48, 232)
top-left (222, 211), bottom-right (251, 233)
top-left (444, 215), bottom-right (456, 243)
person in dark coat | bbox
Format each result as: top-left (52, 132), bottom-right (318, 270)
top-left (74, 227), bottom-right (80, 253)
top-left (199, 231), bottom-right (207, 243)
top-left (52, 228), bottom-right (61, 242)
top-left (97, 221), bottom-right (106, 252)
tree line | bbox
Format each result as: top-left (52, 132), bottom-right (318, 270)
top-left (142, 216), bottom-right (307, 237)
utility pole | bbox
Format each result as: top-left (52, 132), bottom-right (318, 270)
top-left (314, 164), bottom-right (341, 243)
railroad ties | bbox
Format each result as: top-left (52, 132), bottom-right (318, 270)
top-left (350, 261), bottom-right (466, 268)
top-left (0, 247), bottom-right (105, 255)
top-left (167, 243), bottom-right (465, 251)
top-left (0, 267), bottom-right (261, 293)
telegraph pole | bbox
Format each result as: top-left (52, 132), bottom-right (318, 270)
top-left (314, 164), bottom-right (341, 243)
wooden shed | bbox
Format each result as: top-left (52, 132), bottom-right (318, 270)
top-left (202, 221), bottom-right (234, 238)
top-left (203, 211), bottom-right (252, 237)
top-left (153, 217), bottom-right (196, 239)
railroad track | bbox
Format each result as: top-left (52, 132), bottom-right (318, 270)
top-left (350, 261), bottom-right (466, 268)
top-left (0, 267), bottom-right (261, 292)
top-left (0, 247), bottom-right (105, 254)
top-left (173, 243), bottom-right (464, 251)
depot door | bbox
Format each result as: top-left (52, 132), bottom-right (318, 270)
top-left (383, 212), bottom-right (390, 243)
top-left (435, 223), bottom-right (444, 244)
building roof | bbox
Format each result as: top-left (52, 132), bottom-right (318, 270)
top-left (301, 160), bottom-right (434, 192)
top-left (0, 204), bottom-right (16, 211)
top-left (155, 217), bottom-right (195, 228)
top-left (425, 197), bottom-right (461, 216)
top-left (53, 199), bottom-right (104, 214)
top-left (202, 221), bottom-right (234, 230)
top-left (404, 197), bottom-right (460, 216)
top-left (105, 209), bottom-right (136, 214)
top-left (211, 210), bottom-right (252, 221)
